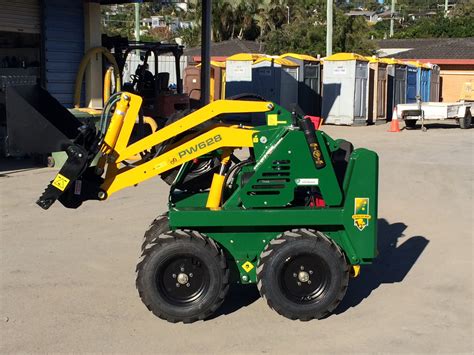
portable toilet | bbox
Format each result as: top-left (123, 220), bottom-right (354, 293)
top-left (419, 62), bottom-right (431, 102)
top-left (408, 61), bottom-right (430, 102)
top-left (251, 56), bottom-right (299, 111)
top-left (366, 56), bottom-right (388, 124)
top-left (385, 58), bottom-right (407, 120)
top-left (225, 53), bottom-right (262, 98)
top-left (406, 62), bottom-right (418, 104)
top-left (429, 64), bottom-right (440, 102)
top-left (184, 61), bottom-right (226, 104)
top-left (279, 53), bottom-right (322, 116)
top-left (322, 53), bottom-right (369, 125)
top-left (183, 66), bottom-right (201, 103)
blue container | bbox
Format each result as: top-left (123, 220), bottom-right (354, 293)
top-left (419, 66), bottom-right (431, 102)
top-left (406, 65), bottom-right (418, 104)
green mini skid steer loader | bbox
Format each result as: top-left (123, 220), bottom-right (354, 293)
top-left (32, 92), bottom-right (378, 322)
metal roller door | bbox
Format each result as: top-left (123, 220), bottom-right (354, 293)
top-left (0, 0), bottom-right (41, 34)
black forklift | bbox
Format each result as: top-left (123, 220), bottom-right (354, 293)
top-left (103, 37), bottom-right (190, 120)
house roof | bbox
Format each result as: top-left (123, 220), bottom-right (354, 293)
top-left (184, 39), bottom-right (265, 59)
top-left (345, 11), bottom-right (376, 16)
top-left (378, 38), bottom-right (474, 60)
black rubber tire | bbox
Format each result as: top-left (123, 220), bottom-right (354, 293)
top-left (459, 110), bottom-right (472, 129)
top-left (141, 213), bottom-right (169, 252)
top-left (136, 229), bottom-right (229, 323)
top-left (257, 229), bottom-right (349, 321)
top-left (404, 119), bottom-right (417, 130)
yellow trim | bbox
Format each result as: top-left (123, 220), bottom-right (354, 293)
top-left (324, 52), bottom-right (369, 62)
top-left (405, 60), bottom-right (422, 68)
top-left (279, 53), bottom-right (319, 62)
top-left (221, 70), bottom-right (226, 99)
top-left (103, 66), bottom-right (114, 103)
top-left (102, 94), bottom-right (132, 154)
top-left (197, 60), bottom-right (226, 68)
top-left (74, 47), bottom-right (121, 108)
top-left (206, 173), bottom-right (226, 209)
top-left (379, 58), bottom-right (406, 65)
top-left (95, 95), bottom-right (276, 198)
top-left (101, 126), bottom-right (255, 197)
top-left (226, 53), bottom-right (263, 61)
top-left (253, 57), bottom-right (299, 67)
top-left (74, 107), bottom-right (103, 115)
top-left (365, 55), bottom-right (380, 63)
top-left (351, 265), bottom-right (361, 278)
top-left (115, 99), bottom-right (271, 162)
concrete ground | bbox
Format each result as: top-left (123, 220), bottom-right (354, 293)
top-left (1, 122), bottom-right (472, 353)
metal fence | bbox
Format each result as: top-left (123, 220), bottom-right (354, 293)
top-left (122, 54), bottom-right (188, 87)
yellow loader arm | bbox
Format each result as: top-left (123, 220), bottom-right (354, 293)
top-left (37, 92), bottom-right (273, 209)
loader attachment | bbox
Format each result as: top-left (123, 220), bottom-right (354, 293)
top-left (36, 124), bottom-right (102, 210)
top-left (5, 85), bottom-right (83, 155)
top-left (3, 85), bottom-right (104, 209)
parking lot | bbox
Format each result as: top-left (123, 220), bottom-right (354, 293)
top-left (1, 122), bottom-right (472, 353)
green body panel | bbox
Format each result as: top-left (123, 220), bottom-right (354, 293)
top-left (168, 105), bottom-right (379, 284)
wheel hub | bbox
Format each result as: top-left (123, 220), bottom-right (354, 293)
top-left (298, 271), bottom-right (310, 283)
top-left (281, 254), bottom-right (330, 304)
top-left (177, 273), bottom-right (189, 285)
top-left (157, 254), bottom-right (209, 305)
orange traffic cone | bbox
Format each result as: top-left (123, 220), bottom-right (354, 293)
top-left (388, 107), bottom-right (401, 132)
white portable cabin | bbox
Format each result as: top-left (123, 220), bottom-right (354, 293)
top-left (225, 53), bottom-right (263, 98)
top-left (322, 53), bottom-right (369, 125)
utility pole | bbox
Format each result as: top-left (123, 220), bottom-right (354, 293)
top-left (134, 2), bottom-right (140, 41)
top-left (444, 0), bottom-right (449, 17)
top-left (390, 0), bottom-right (396, 38)
top-left (200, 0), bottom-right (212, 106)
top-left (286, 6), bottom-right (290, 24)
top-left (326, 0), bottom-right (333, 56)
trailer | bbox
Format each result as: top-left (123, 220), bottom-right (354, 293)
top-left (397, 101), bottom-right (472, 131)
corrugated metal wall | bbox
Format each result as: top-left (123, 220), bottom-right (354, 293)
top-left (42, 0), bottom-right (84, 107)
top-left (0, 0), bottom-right (41, 34)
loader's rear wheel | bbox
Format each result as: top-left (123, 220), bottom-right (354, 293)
top-left (257, 229), bottom-right (349, 321)
top-left (136, 230), bottom-right (229, 323)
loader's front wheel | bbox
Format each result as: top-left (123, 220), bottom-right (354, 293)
top-left (136, 230), bottom-right (229, 323)
top-left (257, 229), bottom-right (349, 321)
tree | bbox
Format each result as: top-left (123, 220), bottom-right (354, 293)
top-left (263, 3), bottom-right (378, 56)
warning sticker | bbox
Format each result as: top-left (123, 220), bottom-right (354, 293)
top-left (52, 174), bottom-right (70, 191)
top-left (242, 261), bottom-right (254, 273)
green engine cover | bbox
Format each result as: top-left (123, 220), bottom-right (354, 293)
top-left (168, 105), bottom-right (379, 284)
